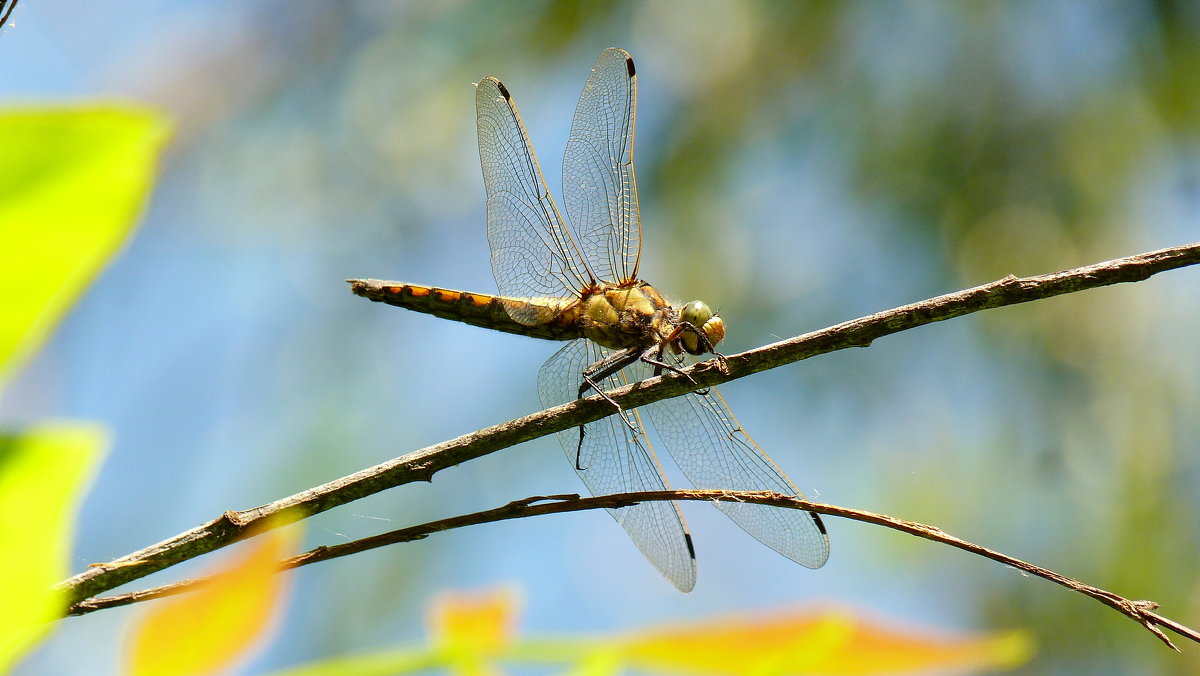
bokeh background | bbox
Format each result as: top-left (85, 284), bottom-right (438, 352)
top-left (3, 1), bottom-right (1199, 673)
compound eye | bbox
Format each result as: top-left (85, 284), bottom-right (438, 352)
top-left (703, 315), bottom-right (726, 347)
top-left (681, 300), bottom-right (713, 327)
top-left (679, 300), bottom-right (724, 355)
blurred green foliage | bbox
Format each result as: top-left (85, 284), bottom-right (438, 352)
top-left (0, 425), bottom-right (106, 671)
top-left (0, 106), bottom-right (171, 387)
top-left (0, 104), bottom-right (165, 670)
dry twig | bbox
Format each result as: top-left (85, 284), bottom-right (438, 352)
top-left (68, 490), bottom-right (1200, 650)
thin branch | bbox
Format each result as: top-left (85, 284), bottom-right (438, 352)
top-left (58, 242), bottom-right (1200, 607)
top-left (68, 490), bottom-right (1198, 650)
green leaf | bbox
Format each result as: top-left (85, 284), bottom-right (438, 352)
top-left (0, 424), bottom-right (108, 671)
top-left (0, 105), bottom-right (171, 386)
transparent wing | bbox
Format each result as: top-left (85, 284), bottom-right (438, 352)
top-left (641, 355), bottom-right (830, 569)
top-left (476, 76), bottom-right (592, 325)
top-left (538, 339), bottom-right (697, 592)
top-left (561, 47), bottom-right (642, 285)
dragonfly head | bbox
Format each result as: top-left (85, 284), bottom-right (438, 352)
top-left (678, 300), bottom-right (726, 355)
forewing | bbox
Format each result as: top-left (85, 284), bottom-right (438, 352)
top-left (642, 361), bottom-right (830, 569)
top-left (538, 339), bottom-right (697, 592)
top-left (476, 77), bottom-right (590, 325)
top-left (561, 47), bottom-right (642, 285)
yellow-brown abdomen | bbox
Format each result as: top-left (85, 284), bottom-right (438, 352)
top-left (348, 279), bottom-right (582, 342)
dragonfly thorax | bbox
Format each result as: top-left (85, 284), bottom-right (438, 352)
top-left (576, 282), bottom-right (675, 351)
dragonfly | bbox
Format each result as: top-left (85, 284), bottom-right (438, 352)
top-left (350, 48), bottom-right (829, 591)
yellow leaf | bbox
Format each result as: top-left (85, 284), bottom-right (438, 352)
top-left (125, 518), bottom-right (303, 676)
top-left (0, 424), bottom-right (107, 671)
top-left (427, 587), bottom-right (521, 676)
top-left (0, 105), bottom-right (171, 386)
top-left (619, 606), bottom-right (1034, 676)
top-left (257, 588), bottom-right (520, 676)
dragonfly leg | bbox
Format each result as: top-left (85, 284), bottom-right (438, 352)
top-left (578, 347), bottom-right (641, 402)
top-left (574, 426), bottom-right (587, 471)
top-left (574, 348), bottom-right (642, 470)
top-left (639, 345), bottom-right (702, 389)
top-left (571, 407), bottom-right (641, 471)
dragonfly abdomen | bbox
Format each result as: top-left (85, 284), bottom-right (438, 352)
top-left (348, 279), bottom-right (580, 341)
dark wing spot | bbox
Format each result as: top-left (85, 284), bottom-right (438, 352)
top-left (810, 512), bottom-right (827, 535)
top-left (496, 80), bottom-right (511, 100)
top-left (625, 56), bottom-right (636, 77)
top-left (684, 532), bottom-right (696, 559)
